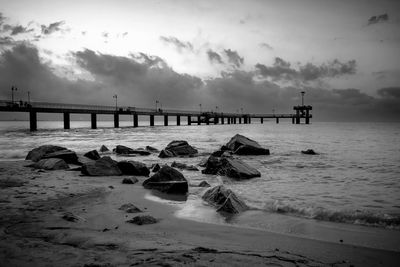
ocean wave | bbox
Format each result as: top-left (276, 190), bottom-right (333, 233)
top-left (263, 200), bottom-right (400, 229)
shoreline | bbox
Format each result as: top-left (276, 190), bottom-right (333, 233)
top-left (1, 160), bottom-right (399, 266)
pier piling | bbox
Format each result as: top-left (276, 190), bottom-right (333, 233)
top-left (177, 115), bottom-right (181, 126)
top-left (29, 111), bottom-right (37, 131)
top-left (261, 117), bottom-right (263, 124)
top-left (63, 112), bottom-right (70, 129)
top-left (114, 113), bottom-right (119, 128)
top-left (150, 115), bottom-right (154, 126)
top-left (133, 114), bottom-right (138, 127)
top-left (164, 115), bottom-right (168, 126)
top-left (187, 116), bottom-right (191, 125)
top-left (91, 113), bottom-right (97, 129)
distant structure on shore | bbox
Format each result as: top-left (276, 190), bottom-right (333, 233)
top-left (0, 99), bottom-right (312, 131)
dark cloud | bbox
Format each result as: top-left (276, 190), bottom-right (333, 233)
top-left (207, 49), bottom-right (223, 64)
top-left (4, 24), bottom-right (33, 35)
top-left (224, 49), bottom-right (244, 68)
top-left (41, 21), bottom-right (65, 35)
top-left (160, 36), bottom-right (193, 52)
top-left (256, 57), bottom-right (356, 82)
top-left (377, 87), bottom-right (400, 98)
top-left (368, 13), bottom-right (389, 25)
top-left (102, 32), bottom-right (109, 38)
top-left (0, 36), bottom-right (15, 46)
top-left (0, 43), bottom-right (398, 121)
top-left (259, 42), bottom-right (273, 50)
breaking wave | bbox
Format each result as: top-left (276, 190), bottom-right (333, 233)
top-left (264, 200), bottom-right (400, 229)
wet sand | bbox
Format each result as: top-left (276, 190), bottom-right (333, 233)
top-left (0, 160), bottom-right (399, 266)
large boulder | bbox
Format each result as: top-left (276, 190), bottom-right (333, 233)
top-left (84, 150), bottom-right (100, 160)
top-left (115, 145), bottom-right (151, 156)
top-left (117, 161), bottom-right (150, 176)
top-left (42, 149), bottom-right (79, 164)
top-left (142, 165), bottom-right (188, 194)
top-left (81, 156), bottom-right (122, 176)
top-left (202, 156), bottom-right (261, 179)
top-left (202, 185), bottom-right (249, 214)
top-left (29, 158), bottom-right (69, 170)
top-left (26, 145), bottom-right (67, 162)
top-left (225, 134), bottom-right (270, 155)
top-left (158, 140), bottom-right (198, 158)
top-left (145, 146), bottom-right (159, 152)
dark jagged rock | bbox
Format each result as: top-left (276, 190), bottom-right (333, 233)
top-left (62, 212), bottom-right (82, 222)
top-left (145, 146), bottom-right (159, 152)
top-left (198, 181), bottom-right (211, 187)
top-left (26, 145), bottom-right (68, 162)
top-left (84, 150), bottom-right (100, 160)
top-left (301, 149), bottom-right (318, 155)
top-left (29, 158), bottom-right (69, 170)
top-left (81, 156), bottom-right (122, 176)
top-left (76, 155), bottom-right (95, 166)
top-left (117, 161), bottom-right (150, 176)
top-left (171, 161), bottom-right (199, 171)
top-left (202, 185), bottom-right (249, 214)
top-left (99, 145), bottom-right (110, 152)
top-left (122, 177), bottom-right (138, 184)
top-left (115, 145), bottom-right (150, 156)
top-left (143, 165), bottom-right (188, 194)
top-left (126, 215), bottom-right (159, 225)
top-left (202, 156), bottom-right (261, 179)
top-left (158, 140), bottom-right (198, 158)
top-left (42, 149), bottom-right (79, 164)
top-left (225, 134), bottom-right (270, 155)
top-left (151, 163), bottom-right (161, 172)
top-left (158, 149), bottom-right (175, 158)
top-left (119, 203), bottom-right (142, 213)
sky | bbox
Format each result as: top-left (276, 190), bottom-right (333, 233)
top-left (0, 0), bottom-right (400, 121)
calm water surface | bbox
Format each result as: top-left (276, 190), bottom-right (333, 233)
top-left (1, 120), bottom-right (400, 230)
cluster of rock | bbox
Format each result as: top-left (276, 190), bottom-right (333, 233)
top-left (159, 141), bottom-right (198, 158)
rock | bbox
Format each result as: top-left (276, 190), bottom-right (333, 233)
top-left (151, 163), bottom-right (161, 172)
top-left (301, 149), bottom-right (318, 155)
top-left (115, 145), bottom-right (150, 156)
top-left (122, 177), bottom-right (138, 184)
top-left (62, 212), bottom-right (82, 222)
top-left (171, 161), bottom-right (199, 171)
top-left (42, 150), bottom-right (79, 164)
top-left (119, 203), bottom-right (142, 213)
top-left (211, 149), bottom-right (233, 157)
top-left (84, 150), bottom-right (100, 160)
top-left (29, 158), bottom-right (69, 170)
top-left (202, 185), bottom-right (249, 214)
top-left (26, 145), bottom-right (68, 162)
top-left (198, 181), bottom-right (211, 187)
top-left (225, 134), bottom-right (270, 155)
top-left (117, 161), bottom-right (150, 176)
top-left (158, 149), bottom-right (175, 158)
top-left (145, 146), bottom-right (159, 152)
top-left (143, 165), bottom-right (188, 194)
top-left (126, 215), bottom-right (159, 225)
top-left (81, 156), bottom-right (122, 176)
top-left (201, 156), bottom-right (261, 179)
top-left (76, 155), bottom-right (95, 166)
top-left (99, 145), bottom-right (110, 152)
top-left (158, 140), bottom-right (198, 158)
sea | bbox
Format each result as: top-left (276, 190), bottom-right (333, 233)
top-left (1, 119), bottom-right (400, 248)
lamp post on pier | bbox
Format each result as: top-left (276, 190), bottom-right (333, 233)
top-left (11, 86), bottom-right (17, 103)
top-left (27, 91), bottom-right (30, 104)
top-left (113, 94), bottom-right (118, 110)
top-left (156, 100), bottom-right (159, 111)
top-left (301, 91), bottom-right (305, 106)
top-left (199, 104), bottom-right (202, 113)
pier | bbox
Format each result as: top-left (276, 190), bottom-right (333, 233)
top-left (0, 100), bottom-right (312, 131)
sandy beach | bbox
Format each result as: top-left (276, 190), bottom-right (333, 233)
top-left (0, 160), bottom-right (399, 267)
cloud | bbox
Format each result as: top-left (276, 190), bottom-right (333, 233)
top-left (368, 13), bottom-right (389, 25)
top-left (259, 42), bottom-right (273, 50)
top-left (0, 36), bottom-right (15, 46)
top-left (377, 87), bottom-right (400, 98)
top-left (207, 49), bottom-right (223, 64)
top-left (3, 24), bottom-right (33, 35)
top-left (0, 43), bottom-right (398, 121)
top-left (256, 57), bottom-right (357, 82)
top-left (223, 49), bottom-right (244, 67)
top-left (102, 32), bottom-right (109, 38)
top-left (160, 36), bottom-right (193, 52)
top-left (41, 21), bottom-right (65, 35)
